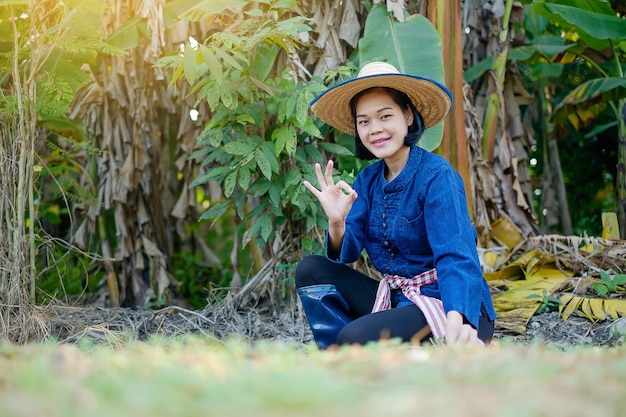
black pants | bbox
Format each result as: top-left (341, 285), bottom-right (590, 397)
top-left (295, 255), bottom-right (494, 344)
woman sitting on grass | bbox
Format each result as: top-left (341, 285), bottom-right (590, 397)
top-left (296, 61), bottom-right (496, 349)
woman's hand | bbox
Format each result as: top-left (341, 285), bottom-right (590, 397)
top-left (444, 311), bottom-right (484, 346)
top-left (303, 160), bottom-right (358, 226)
top-left (303, 161), bottom-right (358, 254)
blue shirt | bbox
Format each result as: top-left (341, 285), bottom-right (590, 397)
top-left (327, 145), bottom-right (496, 328)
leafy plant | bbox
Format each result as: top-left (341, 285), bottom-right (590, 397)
top-left (527, 289), bottom-right (561, 314)
top-left (157, 0), bottom-right (342, 253)
top-left (36, 243), bottom-right (103, 305)
top-left (0, 0), bottom-right (122, 314)
top-left (593, 271), bottom-right (626, 297)
top-left (172, 251), bottom-right (229, 309)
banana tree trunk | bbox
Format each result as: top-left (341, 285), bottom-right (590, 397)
top-left (429, 0), bottom-right (539, 242)
top-left (481, 0), bottom-right (514, 162)
top-left (539, 79), bottom-right (572, 235)
top-left (426, 0), bottom-right (472, 219)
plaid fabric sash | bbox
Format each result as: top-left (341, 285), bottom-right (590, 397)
top-left (371, 269), bottom-right (446, 339)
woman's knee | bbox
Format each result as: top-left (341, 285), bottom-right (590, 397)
top-left (295, 255), bottom-right (328, 288)
top-left (336, 319), bottom-right (375, 345)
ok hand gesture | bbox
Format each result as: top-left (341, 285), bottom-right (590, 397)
top-left (303, 160), bottom-right (358, 226)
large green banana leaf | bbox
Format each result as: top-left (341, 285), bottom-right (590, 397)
top-left (553, 77), bottom-right (626, 126)
top-left (356, 5), bottom-right (446, 151)
top-left (107, 0), bottom-right (247, 50)
top-left (532, 2), bottom-right (626, 50)
top-left (464, 35), bottom-right (574, 82)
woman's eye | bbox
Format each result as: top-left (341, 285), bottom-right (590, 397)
top-left (381, 114), bottom-right (391, 120)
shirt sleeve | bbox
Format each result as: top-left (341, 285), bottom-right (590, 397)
top-left (325, 174), bottom-right (369, 264)
top-left (423, 166), bottom-right (484, 328)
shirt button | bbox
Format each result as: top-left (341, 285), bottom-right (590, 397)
top-left (384, 241), bottom-right (389, 247)
top-left (382, 213), bottom-right (386, 219)
top-left (382, 223), bottom-right (386, 228)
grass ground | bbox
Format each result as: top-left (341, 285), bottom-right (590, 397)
top-left (1, 337), bottom-right (624, 417)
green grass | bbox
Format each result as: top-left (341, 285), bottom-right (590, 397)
top-left (1, 337), bottom-right (624, 417)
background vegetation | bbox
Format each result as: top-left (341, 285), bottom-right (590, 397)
top-left (1, 0), bottom-right (625, 343)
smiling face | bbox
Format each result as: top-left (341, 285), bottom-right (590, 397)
top-left (354, 88), bottom-right (414, 166)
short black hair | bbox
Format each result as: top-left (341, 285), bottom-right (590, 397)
top-left (350, 87), bottom-right (425, 160)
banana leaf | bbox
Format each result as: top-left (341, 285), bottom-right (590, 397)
top-left (552, 77), bottom-right (626, 126)
top-left (560, 294), bottom-right (626, 321)
top-left (356, 5), bottom-right (445, 151)
top-left (532, 2), bottom-right (626, 50)
top-left (464, 36), bottom-right (574, 83)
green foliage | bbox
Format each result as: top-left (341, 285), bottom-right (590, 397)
top-left (527, 289), bottom-right (562, 314)
top-left (0, 0), bottom-right (121, 117)
top-left (36, 243), bottom-right (103, 304)
top-left (593, 271), bottom-right (626, 297)
top-left (158, 0), bottom-right (346, 250)
top-left (1, 0), bottom-right (122, 308)
top-left (172, 251), bottom-right (230, 308)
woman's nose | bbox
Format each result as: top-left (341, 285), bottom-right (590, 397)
top-left (369, 119), bottom-right (382, 133)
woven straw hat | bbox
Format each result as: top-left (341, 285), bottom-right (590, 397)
top-left (310, 61), bottom-right (452, 135)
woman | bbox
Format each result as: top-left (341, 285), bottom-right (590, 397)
top-left (296, 61), bottom-right (496, 349)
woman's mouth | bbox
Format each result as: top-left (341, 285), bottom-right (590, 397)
top-left (371, 138), bottom-right (389, 147)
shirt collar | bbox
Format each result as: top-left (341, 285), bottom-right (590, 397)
top-left (381, 146), bottom-right (423, 193)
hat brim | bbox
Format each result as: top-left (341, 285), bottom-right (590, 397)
top-left (310, 74), bottom-right (453, 135)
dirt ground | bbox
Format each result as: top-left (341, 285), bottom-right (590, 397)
top-left (36, 295), bottom-right (622, 349)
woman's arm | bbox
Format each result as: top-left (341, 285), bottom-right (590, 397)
top-left (303, 160), bottom-right (357, 257)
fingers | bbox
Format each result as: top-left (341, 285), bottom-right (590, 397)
top-left (312, 161), bottom-right (334, 190)
top-left (444, 311), bottom-right (484, 347)
top-left (323, 160), bottom-right (334, 186)
top-left (302, 180), bottom-right (321, 199)
top-left (336, 180), bottom-right (358, 200)
top-left (446, 324), bottom-right (484, 347)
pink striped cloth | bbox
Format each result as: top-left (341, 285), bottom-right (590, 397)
top-left (371, 269), bottom-right (447, 339)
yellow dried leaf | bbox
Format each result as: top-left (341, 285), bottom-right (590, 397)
top-left (602, 212), bottom-right (620, 239)
top-left (559, 295), bottom-right (626, 321)
top-left (604, 299), bottom-right (626, 320)
top-left (588, 298), bottom-right (607, 321)
top-left (489, 215), bottom-right (525, 250)
top-left (581, 299), bottom-right (594, 321)
top-left (559, 294), bottom-right (581, 320)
